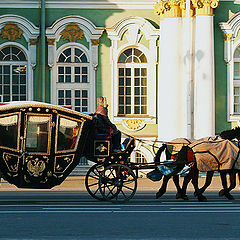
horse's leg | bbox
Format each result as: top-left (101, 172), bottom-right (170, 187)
top-left (173, 175), bottom-right (183, 199)
top-left (219, 170), bottom-right (234, 200)
top-left (156, 175), bottom-right (171, 199)
top-left (190, 165), bottom-right (207, 202)
top-left (197, 171), bottom-right (214, 195)
top-left (179, 172), bottom-right (192, 200)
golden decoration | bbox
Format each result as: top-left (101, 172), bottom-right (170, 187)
top-left (224, 33), bottom-right (233, 41)
top-left (29, 38), bottom-right (38, 45)
top-left (91, 39), bottom-right (100, 46)
top-left (26, 157), bottom-right (46, 177)
top-left (154, 0), bottom-right (183, 19)
top-left (191, 0), bottom-right (219, 16)
top-left (124, 119), bottom-right (145, 131)
top-left (0, 23), bottom-right (23, 41)
top-left (60, 23), bottom-right (84, 42)
top-left (47, 38), bottom-right (55, 45)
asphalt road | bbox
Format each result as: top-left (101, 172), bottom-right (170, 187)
top-left (0, 191), bottom-right (240, 240)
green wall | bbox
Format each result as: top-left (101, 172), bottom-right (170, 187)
top-left (214, 1), bottom-right (240, 133)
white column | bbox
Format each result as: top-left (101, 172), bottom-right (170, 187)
top-left (182, 0), bottom-right (194, 139)
top-left (194, 15), bottom-right (215, 138)
top-left (158, 18), bottom-right (183, 141)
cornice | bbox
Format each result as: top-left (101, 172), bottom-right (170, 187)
top-left (0, 0), bottom-right (155, 9)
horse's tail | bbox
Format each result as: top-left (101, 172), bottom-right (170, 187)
top-left (154, 144), bottom-right (167, 165)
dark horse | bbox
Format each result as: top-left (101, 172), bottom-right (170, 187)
top-left (155, 127), bottom-right (240, 201)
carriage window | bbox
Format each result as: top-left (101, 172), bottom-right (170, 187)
top-left (25, 116), bottom-right (50, 153)
top-left (57, 117), bottom-right (81, 151)
top-left (0, 114), bottom-right (18, 149)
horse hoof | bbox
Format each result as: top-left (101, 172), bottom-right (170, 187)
top-left (219, 189), bottom-right (225, 197)
top-left (176, 192), bottom-right (182, 199)
top-left (198, 195), bottom-right (207, 202)
top-left (156, 190), bottom-right (166, 199)
top-left (182, 195), bottom-right (189, 201)
top-left (225, 192), bottom-right (235, 200)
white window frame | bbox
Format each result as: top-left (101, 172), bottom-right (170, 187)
top-left (107, 16), bottom-right (159, 125)
top-left (219, 14), bottom-right (240, 122)
top-left (53, 43), bottom-right (92, 112)
top-left (117, 61), bottom-right (148, 116)
top-left (0, 44), bottom-right (30, 102)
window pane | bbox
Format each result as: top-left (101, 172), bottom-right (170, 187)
top-left (82, 75), bottom-right (88, 83)
top-left (82, 90), bottom-right (88, 98)
top-left (59, 67), bottom-right (64, 74)
top-left (57, 117), bottom-right (82, 151)
top-left (65, 75), bottom-right (71, 83)
top-left (119, 68), bottom-right (124, 76)
top-left (75, 75), bottom-right (80, 83)
top-left (0, 114), bottom-right (18, 149)
top-left (82, 67), bottom-right (87, 74)
top-left (234, 62), bottom-right (240, 77)
top-left (126, 68), bottom-right (131, 76)
top-left (25, 116), bottom-right (50, 153)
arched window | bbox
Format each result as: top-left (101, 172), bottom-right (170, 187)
top-left (56, 46), bottom-right (89, 112)
top-left (118, 48), bottom-right (147, 115)
top-left (0, 46), bottom-right (27, 102)
top-left (128, 150), bottom-right (147, 163)
top-left (234, 45), bottom-right (240, 113)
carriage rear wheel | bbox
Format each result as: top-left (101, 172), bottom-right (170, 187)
top-left (99, 163), bottom-right (137, 203)
top-left (85, 163), bottom-right (105, 201)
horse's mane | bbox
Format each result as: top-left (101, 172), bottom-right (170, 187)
top-left (219, 127), bottom-right (240, 140)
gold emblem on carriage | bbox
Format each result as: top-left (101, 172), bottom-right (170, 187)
top-left (96, 144), bottom-right (107, 153)
top-left (94, 140), bottom-right (110, 157)
top-left (26, 157), bottom-right (46, 177)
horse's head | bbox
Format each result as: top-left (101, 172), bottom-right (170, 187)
top-left (233, 127), bottom-right (240, 140)
top-left (220, 127), bottom-right (240, 140)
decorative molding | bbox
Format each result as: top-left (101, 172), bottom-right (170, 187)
top-left (60, 23), bottom-right (84, 42)
top-left (191, 0), bottom-right (219, 16)
top-left (0, 1), bottom-right (155, 9)
top-left (29, 38), bottom-right (38, 45)
top-left (0, 23), bottom-right (23, 41)
top-left (91, 39), bottom-right (99, 46)
top-left (47, 38), bottom-right (55, 45)
top-left (123, 119), bottom-right (146, 131)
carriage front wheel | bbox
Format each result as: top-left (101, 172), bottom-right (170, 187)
top-left (99, 163), bottom-right (137, 203)
top-left (85, 162), bottom-right (105, 201)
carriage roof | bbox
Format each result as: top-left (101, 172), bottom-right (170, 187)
top-left (0, 101), bottom-right (92, 120)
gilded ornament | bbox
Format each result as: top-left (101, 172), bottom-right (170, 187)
top-left (47, 38), bottom-right (55, 45)
top-left (224, 33), bottom-right (233, 41)
top-left (26, 157), bottom-right (46, 177)
top-left (123, 119), bottom-right (146, 131)
top-left (29, 38), bottom-right (38, 45)
top-left (0, 23), bottom-right (23, 41)
top-left (191, 0), bottom-right (219, 16)
top-left (154, 0), bottom-right (183, 18)
top-left (60, 23), bottom-right (84, 42)
top-left (91, 39), bottom-right (100, 46)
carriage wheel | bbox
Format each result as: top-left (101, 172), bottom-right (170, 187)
top-left (85, 163), bottom-right (105, 201)
top-left (99, 163), bottom-right (137, 203)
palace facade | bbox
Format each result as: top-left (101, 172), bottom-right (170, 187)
top-left (0, 0), bottom-right (239, 166)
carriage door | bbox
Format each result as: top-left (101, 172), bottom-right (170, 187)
top-left (22, 114), bottom-right (53, 185)
top-left (0, 113), bottom-right (21, 185)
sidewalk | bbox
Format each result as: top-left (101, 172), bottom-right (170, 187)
top-left (1, 176), bottom-right (240, 192)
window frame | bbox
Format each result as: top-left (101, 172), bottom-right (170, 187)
top-left (112, 44), bottom-right (156, 125)
top-left (0, 46), bottom-right (28, 102)
top-left (55, 44), bottom-right (91, 112)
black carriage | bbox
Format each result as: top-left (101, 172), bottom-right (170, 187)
top-left (0, 102), bottom-right (143, 202)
